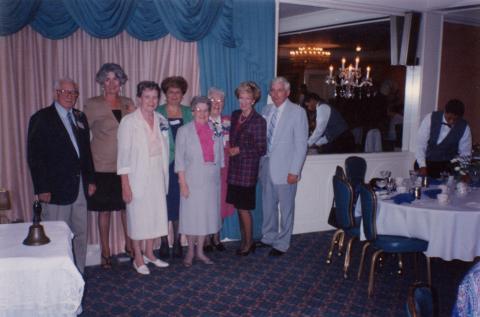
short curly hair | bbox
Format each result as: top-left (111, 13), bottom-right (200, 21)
top-left (136, 81), bottom-right (161, 98)
top-left (160, 76), bottom-right (188, 95)
top-left (234, 81), bottom-right (261, 104)
top-left (95, 63), bottom-right (128, 86)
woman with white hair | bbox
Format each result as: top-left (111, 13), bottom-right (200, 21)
top-left (175, 96), bottom-right (224, 267)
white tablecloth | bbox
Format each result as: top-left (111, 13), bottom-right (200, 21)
top-left (360, 187), bottom-right (480, 261)
top-left (0, 221), bottom-right (84, 317)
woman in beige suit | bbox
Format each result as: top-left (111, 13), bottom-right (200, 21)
top-left (84, 63), bottom-right (135, 268)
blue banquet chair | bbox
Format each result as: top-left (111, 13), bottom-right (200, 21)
top-left (406, 282), bottom-right (438, 317)
top-left (326, 175), bottom-right (360, 279)
top-left (345, 156), bottom-right (367, 194)
top-left (326, 166), bottom-right (347, 262)
top-left (357, 183), bottom-right (431, 297)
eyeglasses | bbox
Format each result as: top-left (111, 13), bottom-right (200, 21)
top-left (57, 89), bottom-right (79, 97)
top-left (209, 98), bottom-right (223, 103)
top-left (194, 107), bottom-right (209, 113)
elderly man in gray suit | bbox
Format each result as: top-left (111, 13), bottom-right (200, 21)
top-left (258, 77), bottom-right (308, 256)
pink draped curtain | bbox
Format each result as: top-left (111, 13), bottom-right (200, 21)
top-left (0, 26), bottom-right (200, 254)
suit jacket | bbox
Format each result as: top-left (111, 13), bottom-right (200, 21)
top-left (83, 95), bottom-right (132, 172)
top-left (260, 99), bottom-right (308, 185)
top-left (174, 121), bottom-right (224, 185)
top-left (27, 103), bottom-right (95, 205)
top-left (228, 110), bottom-right (266, 187)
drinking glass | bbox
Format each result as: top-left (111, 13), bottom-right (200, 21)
top-left (409, 170), bottom-right (417, 186)
top-left (386, 177), bottom-right (395, 194)
top-left (380, 170), bottom-right (391, 179)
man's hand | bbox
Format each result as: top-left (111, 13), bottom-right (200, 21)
top-left (418, 167), bottom-right (428, 177)
top-left (287, 173), bottom-right (299, 184)
top-left (38, 192), bottom-right (51, 203)
top-left (88, 184), bottom-right (96, 196)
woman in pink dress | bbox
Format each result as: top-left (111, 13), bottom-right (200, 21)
top-left (205, 87), bottom-right (235, 251)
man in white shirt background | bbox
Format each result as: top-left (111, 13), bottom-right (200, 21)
top-left (305, 93), bottom-right (355, 154)
top-left (415, 99), bottom-right (472, 178)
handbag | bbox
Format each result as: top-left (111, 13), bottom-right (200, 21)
top-left (327, 199), bottom-right (337, 227)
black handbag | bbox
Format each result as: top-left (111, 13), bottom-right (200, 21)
top-left (327, 199), bottom-right (337, 227)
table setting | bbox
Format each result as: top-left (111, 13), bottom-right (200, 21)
top-left (359, 168), bottom-right (480, 261)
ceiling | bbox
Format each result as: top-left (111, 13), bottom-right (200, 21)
top-left (277, 3), bottom-right (480, 65)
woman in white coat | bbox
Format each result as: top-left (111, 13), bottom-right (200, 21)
top-left (175, 96), bottom-right (223, 267)
top-left (117, 81), bottom-right (170, 275)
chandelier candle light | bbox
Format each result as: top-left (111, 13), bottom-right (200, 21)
top-left (325, 46), bottom-right (373, 99)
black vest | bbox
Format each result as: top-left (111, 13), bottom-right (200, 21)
top-left (426, 111), bottom-right (467, 162)
top-left (322, 104), bottom-right (348, 142)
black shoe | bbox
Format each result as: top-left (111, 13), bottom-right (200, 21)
top-left (236, 244), bottom-right (256, 256)
top-left (213, 242), bottom-right (226, 252)
top-left (158, 242), bottom-right (170, 259)
top-left (173, 241), bottom-right (183, 258)
top-left (255, 241), bottom-right (270, 248)
top-left (203, 245), bottom-right (214, 253)
top-left (269, 248), bottom-right (285, 256)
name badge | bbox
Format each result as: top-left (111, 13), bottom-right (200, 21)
top-left (169, 119), bottom-right (181, 125)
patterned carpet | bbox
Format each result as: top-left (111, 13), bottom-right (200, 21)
top-left (81, 231), bottom-right (472, 317)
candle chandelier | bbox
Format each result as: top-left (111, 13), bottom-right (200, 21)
top-left (325, 46), bottom-right (373, 99)
top-left (289, 46), bottom-right (331, 60)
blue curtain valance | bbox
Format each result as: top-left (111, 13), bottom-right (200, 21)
top-left (0, 0), bottom-right (237, 46)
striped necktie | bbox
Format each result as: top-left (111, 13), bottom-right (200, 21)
top-left (67, 112), bottom-right (80, 143)
top-left (267, 108), bottom-right (279, 151)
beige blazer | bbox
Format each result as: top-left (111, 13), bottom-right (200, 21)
top-left (117, 109), bottom-right (170, 197)
top-left (84, 96), bottom-right (133, 172)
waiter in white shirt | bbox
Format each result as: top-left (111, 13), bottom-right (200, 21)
top-left (415, 99), bottom-right (472, 178)
top-left (305, 93), bottom-right (355, 154)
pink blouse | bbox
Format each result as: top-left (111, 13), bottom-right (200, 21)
top-left (195, 121), bottom-right (214, 162)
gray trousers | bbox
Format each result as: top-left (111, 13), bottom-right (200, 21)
top-left (42, 182), bottom-right (87, 274)
top-left (260, 159), bottom-right (297, 252)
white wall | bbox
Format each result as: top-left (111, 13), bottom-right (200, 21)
top-left (293, 151), bottom-right (415, 233)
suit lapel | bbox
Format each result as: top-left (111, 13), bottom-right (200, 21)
top-left (48, 104), bottom-right (80, 158)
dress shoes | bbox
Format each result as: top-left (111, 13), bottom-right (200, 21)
top-left (133, 261), bottom-right (150, 275)
top-left (269, 248), bottom-right (285, 256)
top-left (236, 244), bottom-right (256, 256)
top-left (213, 242), bottom-right (226, 251)
top-left (255, 241), bottom-right (271, 248)
top-left (143, 255), bottom-right (169, 268)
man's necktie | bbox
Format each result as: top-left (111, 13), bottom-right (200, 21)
top-left (67, 112), bottom-right (80, 143)
top-left (267, 108), bottom-right (278, 151)
top-left (442, 122), bottom-right (452, 128)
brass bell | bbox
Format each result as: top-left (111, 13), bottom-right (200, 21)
top-left (23, 200), bottom-right (50, 246)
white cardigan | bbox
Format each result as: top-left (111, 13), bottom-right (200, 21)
top-left (117, 109), bottom-right (169, 197)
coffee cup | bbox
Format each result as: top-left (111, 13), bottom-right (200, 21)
top-left (397, 186), bottom-right (407, 193)
top-left (438, 184), bottom-right (448, 194)
top-left (437, 193), bottom-right (449, 205)
top-left (456, 182), bottom-right (468, 196)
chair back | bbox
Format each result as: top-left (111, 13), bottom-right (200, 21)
top-left (359, 183), bottom-right (377, 241)
top-left (335, 165), bottom-right (346, 180)
top-left (406, 282), bottom-right (437, 317)
top-left (332, 175), bottom-right (355, 229)
top-left (364, 128), bottom-right (382, 152)
top-left (345, 156), bottom-right (366, 189)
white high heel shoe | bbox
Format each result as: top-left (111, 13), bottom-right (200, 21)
top-left (143, 255), bottom-right (169, 268)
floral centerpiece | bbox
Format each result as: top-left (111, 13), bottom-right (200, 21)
top-left (450, 155), bottom-right (480, 185)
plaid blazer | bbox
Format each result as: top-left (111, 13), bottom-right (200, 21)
top-left (227, 109), bottom-right (266, 187)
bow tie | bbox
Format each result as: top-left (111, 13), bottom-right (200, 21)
top-left (442, 122), bottom-right (452, 128)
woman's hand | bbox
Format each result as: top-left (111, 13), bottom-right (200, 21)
top-left (122, 184), bottom-right (132, 204)
top-left (121, 175), bottom-right (133, 203)
top-left (180, 182), bottom-right (189, 198)
top-left (229, 146), bottom-right (240, 156)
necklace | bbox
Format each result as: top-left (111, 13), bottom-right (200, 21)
top-left (239, 114), bottom-right (248, 124)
